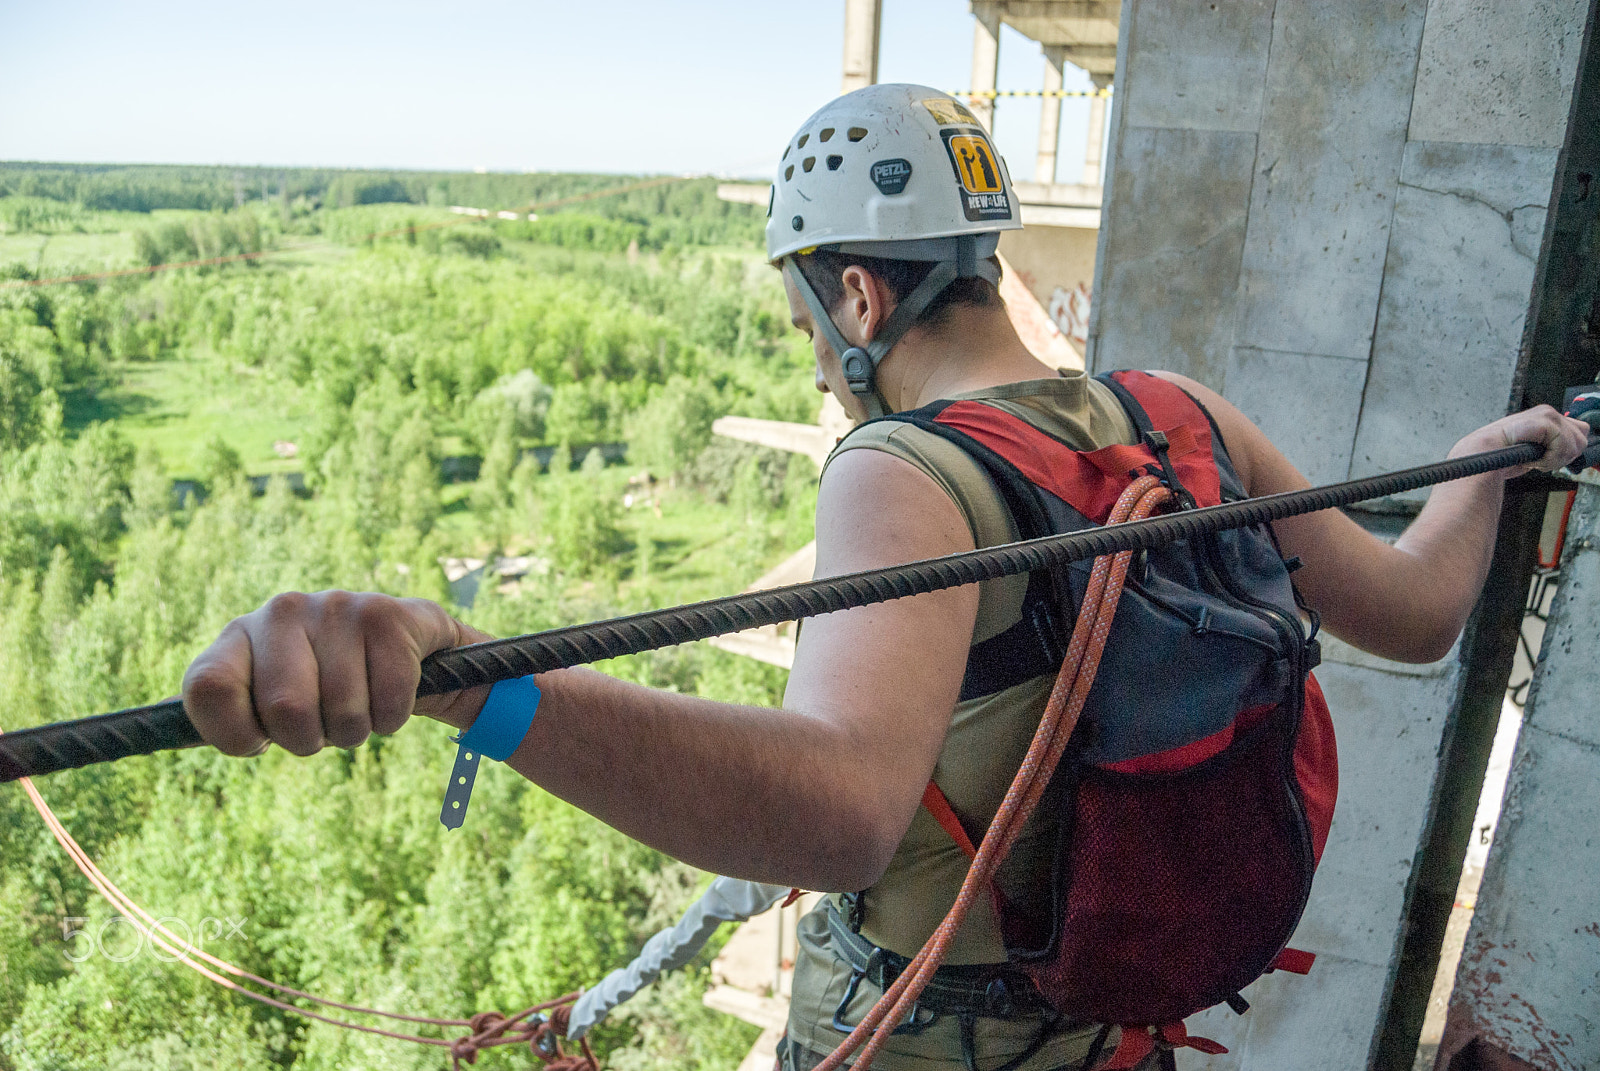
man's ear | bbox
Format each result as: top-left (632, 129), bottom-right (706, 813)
top-left (838, 265), bottom-right (893, 345)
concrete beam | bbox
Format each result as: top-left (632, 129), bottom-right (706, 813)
top-left (840, 0), bottom-right (882, 93)
top-left (1035, 47), bottom-right (1066, 183)
top-left (716, 183), bottom-right (770, 207)
top-left (711, 416), bottom-right (832, 468)
top-left (1348, 141), bottom-right (1557, 484)
top-left (1091, 2), bottom-right (1592, 1067)
top-left (979, 1), bottom-right (1120, 18)
top-left (1091, 125), bottom-right (1257, 387)
top-left (1409, 0), bottom-right (1590, 150)
top-left (1052, 44), bottom-right (1117, 63)
top-left (974, 0), bottom-right (1120, 77)
top-left (1118, 0), bottom-right (1274, 133)
top-left (1437, 485), bottom-right (1600, 1070)
top-left (707, 628), bottom-right (796, 670)
top-left (1428, 6), bottom-right (1600, 1065)
top-left (1232, 0), bottom-right (1426, 368)
top-left (969, 6), bottom-right (1001, 132)
top-left (704, 542), bottom-right (815, 671)
top-left (1083, 91), bottom-right (1107, 185)
top-left (1018, 204), bottom-right (1100, 228)
top-left (1011, 180), bottom-right (1103, 207)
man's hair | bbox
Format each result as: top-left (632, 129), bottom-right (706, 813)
top-left (791, 249), bottom-right (1003, 331)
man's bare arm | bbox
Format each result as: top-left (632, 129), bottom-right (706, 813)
top-left (183, 447), bottom-right (979, 892)
top-left (1153, 372), bottom-right (1588, 662)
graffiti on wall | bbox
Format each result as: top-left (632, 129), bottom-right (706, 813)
top-left (1048, 283), bottom-right (1092, 348)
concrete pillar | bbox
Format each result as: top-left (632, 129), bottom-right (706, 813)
top-left (1083, 77), bottom-right (1110, 186)
top-left (1434, 482), bottom-right (1600, 1071)
top-left (840, 0), bottom-right (881, 94)
top-left (1035, 48), bottom-right (1066, 184)
top-left (1087, 1), bottom-right (1592, 1067)
top-left (1430, 6), bottom-right (1600, 1065)
top-left (968, 6), bottom-right (1001, 133)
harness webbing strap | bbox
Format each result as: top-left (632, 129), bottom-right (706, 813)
top-left (782, 240), bottom-right (1000, 421)
top-left (921, 782), bottom-right (977, 860)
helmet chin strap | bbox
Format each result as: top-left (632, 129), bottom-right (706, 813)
top-left (783, 236), bottom-right (999, 421)
top-left (784, 258), bottom-right (890, 419)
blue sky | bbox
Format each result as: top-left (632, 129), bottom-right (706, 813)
top-left (0, 0), bottom-right (1102, 182)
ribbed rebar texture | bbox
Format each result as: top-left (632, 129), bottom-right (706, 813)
top-left (0, 443), bottom-right (1541, 783)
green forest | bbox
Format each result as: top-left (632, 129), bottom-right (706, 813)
top-left (0, 163), bottom-right (816, 1069)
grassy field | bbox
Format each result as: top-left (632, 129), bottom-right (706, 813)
top-left (0, 206), bottom-right (231, 271)
top-left (0, 229), bottom-right (137, 271)
top-left (64, 353), bottom-right (315, 476)
top-left (14, 188), bottom-right (808, 594)
top-left (430, 453), bottom-right (813, 605)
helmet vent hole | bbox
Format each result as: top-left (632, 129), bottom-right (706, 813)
top-left (847, 127), bottom-right (868, 142)
top-left (797, 134), bottom-right (809, 148)
top-left (826, 155), bottom-right (843, 171)
top-left (819, 127), bottom-right (835, 142)
top-left (784, 165), bottom-right (794, 181)
top-left (802, 156), bottom-right (816, 173)
top-left (782, 145), bottom-right (790, 161)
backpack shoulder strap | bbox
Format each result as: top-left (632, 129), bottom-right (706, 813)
top-left (1095, 370), bottom-right (1226, 508)
top-left (869, 402), bottom-right (1076, 700)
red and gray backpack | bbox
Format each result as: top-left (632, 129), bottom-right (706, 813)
top-left (879, 370), bottom-right (1339, 1067)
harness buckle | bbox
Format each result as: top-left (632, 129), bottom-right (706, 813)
top-left (830, 947), bottom-right (937, 1036)
top-left (984, 976), bottom-right (1015, 1019)
top-left (1142, 429), bottom-right (1197, 510)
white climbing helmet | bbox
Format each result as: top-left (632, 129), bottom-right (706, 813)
top-left (766, 85), bottom-right (1022, 418)
top-left (766, 83), bottom-right (1022, 261)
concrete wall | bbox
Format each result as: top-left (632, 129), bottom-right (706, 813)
top-left (1091, 0), bottom-right (1583, 487)
top-left (1439, 481), bottom-right (1600, 1069)
top-left (1086, 1), bottom-right (1588, 1066)
top-left (997, 224), bottom-right (1099, 314)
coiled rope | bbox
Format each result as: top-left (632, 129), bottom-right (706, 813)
top-left (0, 722), bottom-right (596, 1068)
top-left (0, 440), bottom-right (1542, 784)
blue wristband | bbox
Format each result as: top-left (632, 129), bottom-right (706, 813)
top-left (440, 675), bottom-right (540, 829)
top-left (454, 674), bottom-right (541, 761)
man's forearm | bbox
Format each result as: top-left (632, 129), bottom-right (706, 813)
top-left (1387, 468), bottom-right (1506, 659)
top-left (435, 667), bottom-right (901, 891)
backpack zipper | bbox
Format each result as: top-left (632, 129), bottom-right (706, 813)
top-left (1124, 574), bottom-right (1285, 658)
top-left (1194, 521), bottom-right (1320, 935)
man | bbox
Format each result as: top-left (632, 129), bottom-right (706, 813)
top-left (182, 86), bottom-right (1589, 1070)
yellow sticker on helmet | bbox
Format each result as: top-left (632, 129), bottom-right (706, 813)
top-left (921, 97), bottom-right (980, 127)
top-left (941, 132), bottom-right (1012, 222)
top-left (947, 134), bottom-right (1003, 193)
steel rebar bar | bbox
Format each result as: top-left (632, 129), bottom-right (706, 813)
top-left (0, 442), bottom-right (1543, 783)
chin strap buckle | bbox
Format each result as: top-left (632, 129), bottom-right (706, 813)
top-left (841, 347), bottom-right (874, 396)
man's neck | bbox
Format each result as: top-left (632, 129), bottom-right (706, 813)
top-left (878, 303), bottom-right (1060, 411)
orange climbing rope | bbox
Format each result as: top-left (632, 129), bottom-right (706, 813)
top-left (5, 732), bottom-right (595, 1069)
top-left (815, 474), bottom-right (1173, 1071)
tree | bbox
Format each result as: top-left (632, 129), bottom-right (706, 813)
top-left (197, 435), bottom-right (244, 495)
top-left (471, 411), bottom-right (517, 517)
top-left (623, 376), bottom-right (717, 478)
top-left (0, 347), bottom-right (42, 448)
